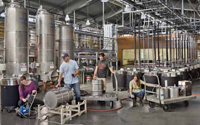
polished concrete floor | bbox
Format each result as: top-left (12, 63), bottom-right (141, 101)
top-left (1, 79), bottom-right (200, 125)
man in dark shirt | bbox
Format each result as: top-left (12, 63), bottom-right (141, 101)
top-left (93, 53), bottom-right (115, 93)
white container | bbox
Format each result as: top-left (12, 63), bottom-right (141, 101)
top-left (156, 87), bottom-right (169, 100)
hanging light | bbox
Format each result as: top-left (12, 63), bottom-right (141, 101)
top-left (86, 19), bottom-right (90, 26)
top-left (65, 14), bottom-right (70, 22)
top-left (85, 1), bottom-right (90, 26)
top-left (0, 0), bottom-right (4, 7)
top-left (124, 5), bottom-right (131, 12)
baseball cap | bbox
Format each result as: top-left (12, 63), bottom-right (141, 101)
top-left (61, 53), bottom-right (69, 59)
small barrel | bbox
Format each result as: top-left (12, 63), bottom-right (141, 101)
top-left (92, 79), bottom-right (103, 96)
top-left (112, 70), bottom-right (127, 90)
top-left (44, 88), bottom-right (74, 109)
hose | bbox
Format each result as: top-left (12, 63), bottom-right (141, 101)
top-left (87, 97), bottom-right (129, 112)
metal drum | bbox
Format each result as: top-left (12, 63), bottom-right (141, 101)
top-left (1, 78), bottom-right (19, 108)
top-left (59, 24), bottom-right (74, 66)
top-left (161, 72), bottom-right (179, 87)
top-left (126, 71), bottom-right (134, 90)
top-left (191, 69), bottom-right (198, 79)
top-left (92, 79), bottom-right (103, 96)
top-left (112, 70), bottom-right (127, 90)
top-left (44, 88), bottom-right (74, 109)
top-left (36, 8), bottom-right (55, 81)
top-left (5, 2), bottom-right (28, 78)
top-left (144, 74), bottom-right (159, 91)
top-left (177, 71), bottom-right (184, 81)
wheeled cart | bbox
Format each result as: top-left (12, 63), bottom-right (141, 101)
top-left (144, 74), bottom-right (197, 112)
top-left (80, 92), bottom-right (118, 108)
top-left (80, 74), bottom-right (119, 108)
top-left (147, 94), bottom-right (196, 112)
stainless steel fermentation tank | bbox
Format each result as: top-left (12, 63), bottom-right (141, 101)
top-left (36, 8), bottom-right (57, 82)
top-left (4, 2), bottom-right (28, 78)
top-left (59, 24), bottom-right (74, 66)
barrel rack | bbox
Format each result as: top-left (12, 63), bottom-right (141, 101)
top-left (37, 100), bottom-right (87, 124)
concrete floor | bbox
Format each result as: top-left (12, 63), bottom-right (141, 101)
top-left (1, 79), bottom-right (200, 125)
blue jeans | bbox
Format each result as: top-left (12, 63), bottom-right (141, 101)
top-left (128, 89), bottom-right (145, 98)
top-left (65, 83), bottom-right (80, 103)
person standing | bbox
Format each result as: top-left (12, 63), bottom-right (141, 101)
top-left (56, 53), bottom-right (80, 103)
top-left (93, 53), bottom-right (115, 93)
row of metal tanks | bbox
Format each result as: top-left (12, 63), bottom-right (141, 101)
top-left (112, 64), bottom-right (200, 91)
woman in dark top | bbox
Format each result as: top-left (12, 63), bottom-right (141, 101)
top-left (18, 75), bottom-right (44, 107)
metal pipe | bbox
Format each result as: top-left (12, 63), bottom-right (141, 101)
top-left (166, 25), bottom-right (168, 63)
top-left (181, 0), bottom-right (184, 16)
top-left (147, 16), bottom-right (150, 65)
top-left (175, 29), bottom-right (178, 62)
top-left (157, 23), bottom-right (160, 67)
top-left (143, 33), bottom-right (145, 64)
top-left (182, 34), bottom-right (184, 61)
top-left (169, 27), bottom-right (172, 65)
top-left (122, 7), bottom-right (166, 14)
top-left (102, 1), bottom-right (105, 27)
top-left (161, 28), bottom-right (164, 62)
top-left (134, 13), bottom-right (137, 66)
top-left (184, 33), bottom-right (186, 63)
top-left (24, 0), bottom-right (26, 8)
top-left (153, 22), bottom-right (156, 65)
top-left (74, 11), bottom-right (76, 28)
top-left (138, 14), bottom-right (141, 68)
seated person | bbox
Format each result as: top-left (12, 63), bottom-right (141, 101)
top-left (128, 74), bottom-right (159, 107)
top-left (18, 75), bottom-right (44, 107)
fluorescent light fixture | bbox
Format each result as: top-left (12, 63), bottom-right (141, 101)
top-left (101, 0), bottom-right (109, 2)
top-left (65, 14), bottom-right (70, 22)
top-left (86, 19), bottom-right (90, 26)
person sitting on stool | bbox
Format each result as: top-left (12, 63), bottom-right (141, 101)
top-left (18, 75), bottom-right (44, 107)
top-left (128, 74), bottom-right (160, 107)
top-left (93, 53), bottom-right (115, 93)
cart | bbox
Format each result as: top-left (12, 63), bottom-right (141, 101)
top-left (80, 74), bottom-right (119, 108)
top-left (143, 74), bottom-right (197, 112)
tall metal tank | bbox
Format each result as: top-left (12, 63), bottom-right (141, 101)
top-left (59, 24), bottom-right (74, 66)
top-left (5, 2), bottom-right (28, 78)
top-left (36, 8), bottom-right (57, 82)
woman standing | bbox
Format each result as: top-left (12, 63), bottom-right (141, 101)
top-left (18, 76), bottom-right (44, 107)
top-left (128, 74), bottom-right (160, 107)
